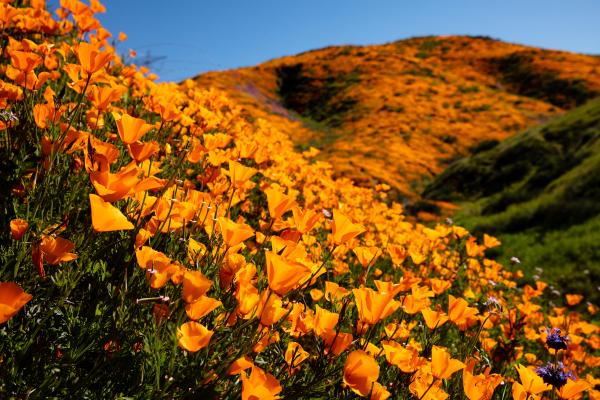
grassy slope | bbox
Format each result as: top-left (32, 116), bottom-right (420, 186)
top-left (192, 36), bottom-right (600, 198)
top-left (424, 98), bottom-right (600, 302)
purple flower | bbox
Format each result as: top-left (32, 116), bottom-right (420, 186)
top-left (544, 327), bottom-right (569, 350)
top-left (535, 362), bottom-right (574, 388)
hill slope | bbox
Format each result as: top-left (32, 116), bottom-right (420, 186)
top-left (424, 98), bottom-right (600, 301)
top-left (192, 36), bottom-right (600, 198)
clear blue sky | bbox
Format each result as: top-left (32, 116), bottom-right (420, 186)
top-left (72, 0), bottom-right (600, 83)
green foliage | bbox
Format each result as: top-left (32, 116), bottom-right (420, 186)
top-left (424, 98), bottom-right (600, 303)
top-left (491, 52), bottom-right (598, 108)
top-left (276, 63), bottom-right (360, 127)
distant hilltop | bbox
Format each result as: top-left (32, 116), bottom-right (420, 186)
top-left (191, 35), bottom-right (600, 199)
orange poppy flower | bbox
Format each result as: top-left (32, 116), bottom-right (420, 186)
top-left (257, 291), bottom-right (287, 326)
top-left (135, 246), bottom-right (171, 271)
top-left (88, 83), bottom-right (126, 111)
top-left (265, 187), bottom-right (296, 221)
top-left (0, 282), bottom-right (33, 324)
top-left (10, 218), bottom-right (29, 240)
top-left (565, 294), bottom-right (583, 306)
top-left (430, 346), bottom-right (465, 380)
top-left (448, 295), bottom-right (479, 330)
top-left (33, 235), bottom-right (77, 277)
top-left (292, 206), bottom-right (320, 234)
top-left (309, 288), bottom-right (324, 301)
top-left (381, 340), bottom-right (424, 373)
top-left (185, 295), bottom-right (221, 320)
top-left (177, 321), bottom-right (213, 352)
top-left (114, 113), bottom-right (154, 145)
top-left (285, 342), bottom-right (309, 373)
top-left (217, 217), bottom-right (254, 248)
top-left (227, 160), bottom-right (257, 189)
top-left (128, 141), bottom-right (159, 163)
top-left (89, 194), bottom-right (134, 232)
top-left (429, 278), bottom-right (451, 295)
top-left (410, 369), bottom-right (448, 400)
top-left (76, 42), bottom-right (113, 77)
top-left (227, 355), bottom-right (254, 375)
top-left (483, 234), bottom-right (501, 249)
top-left (353, 287), bottom-right (400, 325)
top-left (241, 366), bottom-right (282, 400)
top-left (512, 364), bottom-right (551, 398)
top-left (343, 350), bottom-right (379, 397)
top-left (313, 304), bottom-right (339, 337)
top-left (323, 330), bottom-right (353, 356)
top-left (182, 270), bottom-right (212, 303)
top-left (265, 251), bottom-right (311, 295)
top-left (557, 379), bottom-right (590, 399)
top-left (9, 50), bottom-right (42, 72)
top-left (89, 163), bottom-right (141, 202)
top-left (332, 210), bottom-right (365, 245)
top-left (370, 382), bottom-right (391, 400)
top-left (421, 307), bottom-right (449, 330)
top-left (353, 246), bottom-right (380, 268)
top-left (33, 102), bottom-right (62, 129)
top-left (462, 359), bottom-right (503, 400)
top-left (324, 281), bottom-right (350, 303)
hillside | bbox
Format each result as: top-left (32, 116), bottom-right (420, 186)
top-left (424, 98), bottom-right (600, 302)
top-left (192, 36), bottom-right (600, 198)
top-left (1, 2), bottom-right (599, 398)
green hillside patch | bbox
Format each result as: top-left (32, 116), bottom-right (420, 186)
top-left (489, 52), bottom-right (599, 108)
top-left (424, 98), bottom-right (600, 302)
top-left (275, 63), bottom-right (360, 127)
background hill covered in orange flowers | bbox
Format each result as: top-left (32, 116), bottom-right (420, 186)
top-left (192, 35), bottom-right (600, 199)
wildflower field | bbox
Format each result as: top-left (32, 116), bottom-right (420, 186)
top-left (0, 1), bottom-right (598, 399)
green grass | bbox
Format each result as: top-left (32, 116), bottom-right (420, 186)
top-left (424, 97), bottom-right (600, 303)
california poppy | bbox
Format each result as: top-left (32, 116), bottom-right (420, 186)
top-left (557, 379), bottom-right (591, 399)
top-left (265, 187), bottom-right (296, 221)
top-left (313, 304), bottom-right (339, 337)
top-left (227, 355), bottom-right (254, 375)
top-left (512, 364), bottom-right (551, 399)
top-left (285, 342), bottom-right (309, 374)
top-left (185, 295), bottom-right (221, 320)
top-left (292, 206), bottom-right (320, 234)
top-left (217, 217), bottom-right (254, 248)
top-left (381, 340), bottom-right (424, 373)
top-left (421, 307), bottom-right (449, 330)
top-left (343, 350), bottom-right (379, 397)
top-left (265, 251), bottom-right (311, 295)
top-left (430, 345), bottom-right (465, 380)
top-left (241, 366), bottom-right (282, 400)
top-left (114, 113), bottom-right (153, 145)
top-left (76, 42), bottom-right (113, 77)
top-left (227, 160), bottom-right (257, 189)
top-left (353, 287), bottom-right (400, 325)
top-left (10, 218), bottom-right (29, 240)
top-left (462, 359), bottom-right (503, 400)
top-left (332, 210), bottom-right (365, 245)
top-left (177, 321), bottom-right (213, 352)
top-left (33, 235), bottom-right (78, 277)
top-left (182, 270), bottom-right (212, 303)
top-left (89, 194), bottom-right (134, 232)
top-left (0, 282), bottom-right (33, 324)
top-left (448, 294), bottom-right (478, 330)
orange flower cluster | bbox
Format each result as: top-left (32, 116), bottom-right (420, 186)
top-left (1, 2), bottom-right (598, 399)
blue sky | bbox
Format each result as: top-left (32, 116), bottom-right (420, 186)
top-left (79, 0), bottom-right (600, 83)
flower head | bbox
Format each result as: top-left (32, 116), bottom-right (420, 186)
top-left (543, 327), bottom-right (569, 350)
top-left (535, 362), bottom-right (574, 389)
